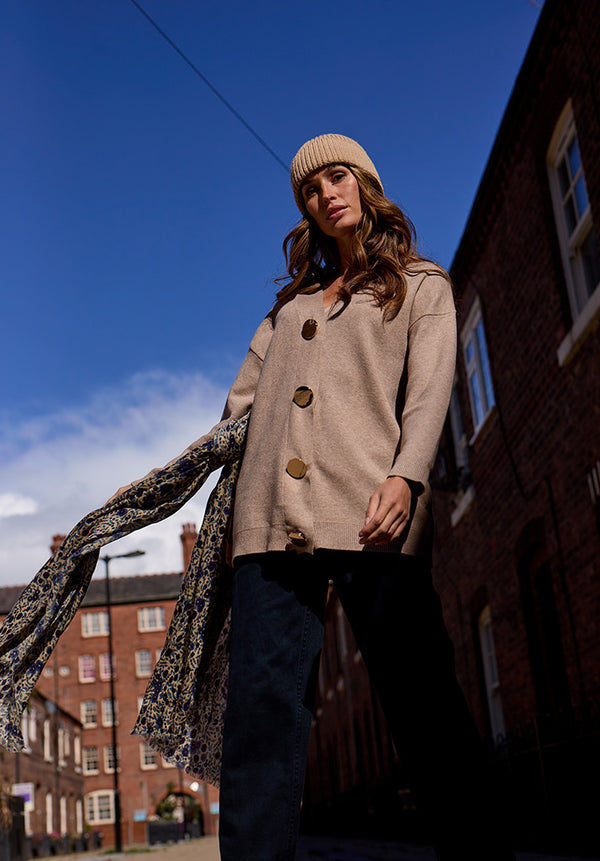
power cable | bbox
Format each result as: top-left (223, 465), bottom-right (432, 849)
top-left (126, 0), bottom-right (289, 172)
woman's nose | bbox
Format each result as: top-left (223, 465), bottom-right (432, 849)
top-left (321, 182), bottom-right (335, 201)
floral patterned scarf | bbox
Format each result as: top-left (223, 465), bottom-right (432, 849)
top-left (0, 413), bottom-right (249, 786)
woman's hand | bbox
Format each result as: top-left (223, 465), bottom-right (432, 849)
top-left (359, 476), bottom-right (412, 546)
top-left (106, 484), bottom-right (133, 505)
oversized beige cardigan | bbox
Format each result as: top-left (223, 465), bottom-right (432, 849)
top-left (186, 268), bottom-right (456, 561)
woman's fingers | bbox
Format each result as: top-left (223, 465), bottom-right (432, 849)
top-left (359, 476), bottom-right (412, 545)
top-left (106, 484), bottom-right (132, 505)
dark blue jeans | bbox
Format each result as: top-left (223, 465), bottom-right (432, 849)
top-left (218, 551), bottom-right (514, 861)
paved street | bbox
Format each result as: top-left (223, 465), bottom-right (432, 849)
top-left (70, 834), bottom-right (600, 861)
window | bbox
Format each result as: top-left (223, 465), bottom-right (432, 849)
top-left (138, 607), bottom-right (165, 632)
top-left (135, 649), bottom-right (152, 678)
top-left (58, 726), bottom-right (67, 766)
top-left (104, 744), bottom-right (119, 774)
top-left (461, 301), bottom-right (495, 435)
top-left (101, 698), bottom-right (118, 727)
top-left (76, 799), bottom-right (83, 834)
top-left (99, 653), bottom-right (116, 680)
top-left (21, 712), bottom-right (31, 754)
top-left (78, 655), bottom-right (95, 684)
top-left (43, 719), bottom-right (52, 762)
top-left (45, 792), bottom-right (53, 834)
top-left (548, 102), bottom-right (600, 330)
top-left (478, 607), bottom-right (506, 743)
top-left (81, 611), bottom-right (109, 638)
top-left (60, 796), bottom-right (67, 834)
top-left (74, 734), bottom-right (81, 771)
top-left (448, 386), bottom-right (470, 485)
top-left (28, 708), bottom-right (37, 743)
top-left (85, 791), bottom-right (115, 824)
top-left (80, 700), bottom-right (97, 728)
top-left (83, 746), bottom-right (100, 775)
top-left (140, 742), bottom-right (157, 770)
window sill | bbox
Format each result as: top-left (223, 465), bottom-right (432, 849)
top-left (468, 405), bottom-right (497, 447)
top-left (557, 285), bottom-right (600, 366)
top-left (451, 485), bottom-right (476, 528)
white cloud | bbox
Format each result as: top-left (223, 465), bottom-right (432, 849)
top-left (0, 493), bottom-right (39, 519)
top-left (0, 370), bottom-right (228, 589)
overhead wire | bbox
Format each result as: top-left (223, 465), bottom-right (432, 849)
top-left (126, 0), bottom-right (289, 172)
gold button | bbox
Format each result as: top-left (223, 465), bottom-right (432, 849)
top-left (293, 386), bottom-right (314, 408)
top-left (288, 531), bottom-right (307, 547)
top-left (286, 458), bottom-right (307, 479)
top-left (301, 319), bottom-right (318, 340)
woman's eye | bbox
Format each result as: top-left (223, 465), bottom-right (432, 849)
top-left (332, 172), bottom-right (346, 183)
top-left (304, 186), bottom-right (317, 199)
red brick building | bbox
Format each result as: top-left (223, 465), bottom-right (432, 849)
top-left (303, 0), bottom-right (600, 851)
top-left (0, 523), bottom-right (220, 847)
top-left (0, 688), bottom-right (84, 845)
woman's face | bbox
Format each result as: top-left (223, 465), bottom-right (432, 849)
top-left (301, 164), bottom-right (362, 241)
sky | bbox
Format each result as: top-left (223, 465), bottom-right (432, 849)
top-left (0, 0), bottom-right (542, 587)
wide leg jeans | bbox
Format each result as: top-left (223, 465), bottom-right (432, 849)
top-left (218, 550), bottom-right (515, 861)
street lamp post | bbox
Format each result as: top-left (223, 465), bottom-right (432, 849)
top-left (101, 549), bottom-right (145, 853)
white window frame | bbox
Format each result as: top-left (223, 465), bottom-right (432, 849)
top-left (548, 101), bottom-right (600, 364)
top-left (135, 649), bottom-right (152, 678)
top-left (21, 711), bottom-right (31, 754)
top-left (139, 741), bottom-right (158, 770)
top-left (99, 652), bottom-right (116, 681)
top-left (74, 733), bottom-right (82, 771)
top-left (43, 718), bottom-right (52, 762)
top-left (478, 606), bottom-right (506, 744)
top-left (28, 708), bottom-right (37, 743)
top-left (78, 655), bottom-right (95, 684)
top-left (81, 611), bottom-right (109, 638)
top-left (75, 799), bottom-right (83, 833)
top-left (85, 790), bottom-right (115, 825)
top-left (101, 698), bottom-right (118, 727)
top-left (45, 791), bottom-right (53, 834)
top-left (103, 744), bottom-right (119, 774)
top-left (60, 796), bottom-right (67, 834)
top-left (137, 606), bottom-right (165, 632)
top-left (58, 726), bottom-right (67, 767)
top-left (460, 300), bottom-right (496, 438)
top-left (80, 700), bottom-right (97, 728)
top-left (82, 745), bottom-right (100, 776)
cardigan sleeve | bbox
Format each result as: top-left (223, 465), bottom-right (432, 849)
top-left (387, 274), bottom-right (456, 489)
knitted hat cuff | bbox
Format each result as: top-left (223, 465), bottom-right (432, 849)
top-left (290, 134), bottom-right (383, 212)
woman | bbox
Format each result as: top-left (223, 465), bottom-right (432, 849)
top-left (104, 133), bottom-right (511, 859)
top-left (207, 134), bottom-right (514, 860)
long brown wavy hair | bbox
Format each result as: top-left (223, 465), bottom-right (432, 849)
top-left (276, 165), bottom-right (447, 320)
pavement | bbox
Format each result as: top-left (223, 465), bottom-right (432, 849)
top-left (67, 835), bottom-right (600, 861)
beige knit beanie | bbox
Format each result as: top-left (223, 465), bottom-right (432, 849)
top-left (290, 133), bottom-right (383, 212)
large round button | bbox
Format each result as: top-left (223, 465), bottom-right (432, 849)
top-left (293, 386), bottom-right (314, 408)
top-left (286, 458), bottom-right (307, 479)
top-left (288, 530), bottom-right (307, 547)
top-left (301, 319), bottom-right (318, 340)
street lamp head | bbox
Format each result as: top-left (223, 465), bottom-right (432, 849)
top-left (101, 549), bottom-right (146, 563)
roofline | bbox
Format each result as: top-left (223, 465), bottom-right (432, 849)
top-left (450, 0), bottom-right (557, 280)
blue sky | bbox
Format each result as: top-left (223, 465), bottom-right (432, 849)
top-left (0, 0), bottom-right (541, 585)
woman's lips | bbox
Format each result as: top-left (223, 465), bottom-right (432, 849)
top-left (327, 206), bottom-right (347, 219)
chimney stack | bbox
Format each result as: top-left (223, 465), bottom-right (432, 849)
top-left (180, 523), bottom-right (198, 572)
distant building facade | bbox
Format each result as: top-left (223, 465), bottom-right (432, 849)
top-left (0, 523), bottom-right (220, 847)
top-left (0, 689), bottom-right (84, 844)
top-left (303, 0), bottom-right (600, 851)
